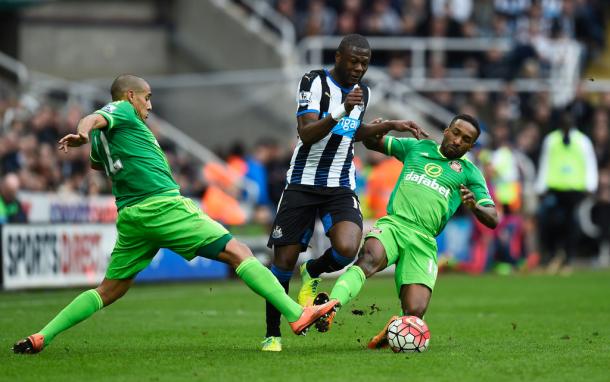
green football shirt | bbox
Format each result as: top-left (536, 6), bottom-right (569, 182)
top-left (383, 136), bottom-right (494, 237)
top-left (91, 100), bottom-right (179, 210)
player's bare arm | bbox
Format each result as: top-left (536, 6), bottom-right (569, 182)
top-left (460, 184), bottom-right (498, 229)
top-left (361, 119), bottom-right (428, 153)
top-left (355, 119), bottom-right (428, 142)
top-left (91, 161), bottom-right (104, 171)
top-left (362, 132), bottom-right (386, 153)
top-left (58, 113), bottom-right (108, 152)
top-left (297, 86), bottom-right (363, 145)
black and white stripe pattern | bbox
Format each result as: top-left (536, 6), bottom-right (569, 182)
top-left (287, 69), bottom-right (369, 190)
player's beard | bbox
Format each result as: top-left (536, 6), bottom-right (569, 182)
top-left (441, 144), bottom-right (462, 159)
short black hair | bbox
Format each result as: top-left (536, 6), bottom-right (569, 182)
top-left (110, 74), bottom-right (147, 101)
top-left (337, 34), bottom-right (370, 54)
top-left (449, 113), bottom-right (480, 139)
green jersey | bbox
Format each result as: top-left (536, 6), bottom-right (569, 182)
top-left (91, 100), bottom-right (179, 210)
top-left (383, 136), bottom-right (494, 237)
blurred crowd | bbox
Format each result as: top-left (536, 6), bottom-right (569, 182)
top-left (272, 0), bottom-right (605, 71)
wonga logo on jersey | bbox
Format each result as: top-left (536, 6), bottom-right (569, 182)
top-left (404, 171), bottom-right (450, 199)
top-left (330, 117), bottom-right (360, 138)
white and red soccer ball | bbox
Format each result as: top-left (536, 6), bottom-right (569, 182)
top-left (387, 316), bottom-right (431, 353)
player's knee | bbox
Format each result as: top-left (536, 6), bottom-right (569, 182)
top-left (222, 239), bottom-right (253, 269)
top-left (332, 240), bottom-right (360, 259)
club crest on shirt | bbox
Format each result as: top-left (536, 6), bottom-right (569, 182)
top-left (272, 226), bottom-right (283, 239)
top-left (449, 160), bottom-right (463, 173)
top-left (298, 91), bottom-right (312, 107)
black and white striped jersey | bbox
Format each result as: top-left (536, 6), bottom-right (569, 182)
top-left (286, 69), bottom-right (370, 190)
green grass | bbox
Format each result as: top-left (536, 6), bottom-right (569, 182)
top-left (1, 270), bottom-right (609, 382)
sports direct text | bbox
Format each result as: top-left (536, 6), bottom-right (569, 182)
top-left (403, 171), bottom-right (450, 198)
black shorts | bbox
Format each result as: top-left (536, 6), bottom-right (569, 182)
top-left (267, 184), bottom-right (363, 249)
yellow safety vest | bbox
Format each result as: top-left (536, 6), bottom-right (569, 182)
top-left (546, 130), bottom-right (587, 191)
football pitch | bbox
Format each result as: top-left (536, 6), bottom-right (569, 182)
top-left (1, 270), bottom-right (609, 382)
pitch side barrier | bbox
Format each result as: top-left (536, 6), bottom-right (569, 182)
top-left (0, 224), bottom-right (230, 291)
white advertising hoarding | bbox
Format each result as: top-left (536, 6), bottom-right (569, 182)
top-left (1, 224), bottom-right (116, 290)
top-left (18, 192), bottom-right (117, 223)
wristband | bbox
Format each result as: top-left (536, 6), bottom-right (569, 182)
top-left (330, 104), bottom-right (347, 121)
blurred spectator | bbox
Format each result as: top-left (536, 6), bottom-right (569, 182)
top-left (362, 0), bottom-right (402, 35)
top-left (387, 54), bottom-right (409, 80)
top-left (431, 0), bottom-right (473, 23)
top-left (275, 0), bottom-right (297, 26)
top-left (363, 150), bottom-right (402, 219)
top-left (298, 0), bottom-right (337, 38)
top-left (245, 138), bottom-right (274, 209)
top-left (568, 82), bottom-right (594, 132)
top-left (263, 139), bottom-right (290, 209)
top-left (201, 162), bottom-right (247, 226)
top-left (536, 110), bottom-right (598, 273)
top-left (0, 173), bottom-right (27, 223)
top-left (516, 121), bottom-right (542, 166)
top-left (400, 0), bottom-right (430, 36)
top-left (336, 10), bottom-right (359, 35)
top-left (491, 122), bottom-right (523, 212)
top-left (591, 108), bottom-right (610, 168)
top-left (594, 168), bottom-right (610, 267)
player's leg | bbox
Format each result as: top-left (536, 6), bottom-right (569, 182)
top-left (305, 221), bottom-right (362, 277)
top-left (263, 244), bottom-right (300, 350)
top-left (161, 196), bottom-right (337, 335)
top-left (217, 238), bottom-right (338, 335)
top-left (262, 187), bottom-right (318, 348)
top-left (300, 192), bottom-right (363, 305)
top-left (14, 205), bottom-right (155, 354)
top-left (398, 284), bottom-right (432, 319)
top-left (13, 278), bottom-right (135, 353)
top-left (328, 237), bottom-right (387, 306)
top-left (370, 227), bottom-right (437, 349)
top-left (312, 237), bottom-right (388, 333)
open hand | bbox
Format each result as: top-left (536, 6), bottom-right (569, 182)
top-left (58, 132), bottom-right (89, 153)
top-left (388, 120), bottom-right (429, 139)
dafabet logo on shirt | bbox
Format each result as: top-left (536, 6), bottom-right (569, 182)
top-left (403, 170), bottom-right (450, 199)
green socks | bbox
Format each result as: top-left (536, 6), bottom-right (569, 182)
top-left (330, 265), bottom-right (366, 306)
top-left (235, 257), bottom-right (302, 322)
top-left (39, 289), bottom-right (104, 346)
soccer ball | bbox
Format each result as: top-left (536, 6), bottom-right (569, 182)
top-left (387, 316), bottom-right (430, 353)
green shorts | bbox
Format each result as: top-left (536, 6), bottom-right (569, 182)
top-left (365, 215), bottom-right (438, 293)
top-left (106, 195), bottom-right (232, 279)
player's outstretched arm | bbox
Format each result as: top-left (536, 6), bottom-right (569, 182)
top-left (460, 185), bottom-right (498, 229)
top-left (355, 119), bottom-right (428, 142)
top-left (91, 162), bottom-right (104, 171)
top-left (361, 118), bottom-right (386, 153)
top-left (298, 86), bottom-right (363, 145)
top-left (58, 114), bottom-right (108, 153)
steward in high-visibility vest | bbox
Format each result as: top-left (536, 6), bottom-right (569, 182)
top-left (536, 129), bottom-right (598, 194)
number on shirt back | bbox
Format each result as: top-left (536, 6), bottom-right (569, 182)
top-left (98, 131), bottom-right (123, 175)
